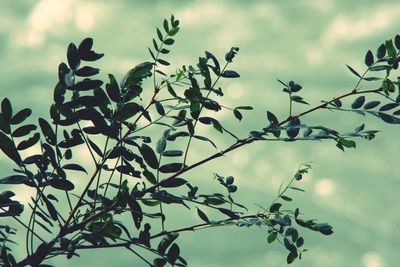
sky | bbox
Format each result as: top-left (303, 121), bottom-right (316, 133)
top-left (0, 1), bottom-right (400, 267)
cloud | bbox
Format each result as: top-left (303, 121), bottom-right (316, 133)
top-left (13, 0), bottom-right (105, 48)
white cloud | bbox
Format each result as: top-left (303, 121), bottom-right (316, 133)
top-left (13, 0), bottom-right (105, 48)
top-left (362, 251), bottom-right (384, 267)
top-left (314, 178), bottom-right (335, 197)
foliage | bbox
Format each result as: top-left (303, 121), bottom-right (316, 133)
top-left (0, 15), bottom-right (400, 266)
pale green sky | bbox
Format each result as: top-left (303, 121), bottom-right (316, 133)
top-left (0, 1), bottom-right (400, 267)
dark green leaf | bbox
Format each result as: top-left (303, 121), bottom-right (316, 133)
top-left (10, 108), bottom-right (31, 125)
top-left (269, 203), bottom-right (282, 212)
top-left (225, 47), bottom-right (239, 62)
top-left (12, 124), bottom-right (36, 138)
top-left (379, 112), bottom-right (396, 124)
top-left (376, 44), bottom-right (386, 59)
top-left (73, 79), bottom-right (103, 91)
top-left (196, 207), bottom-right (209, 223)
top-left (162, 150), bottom-right (183, 157)
top-left (168, 27), bottom-right (179, 36)
top-left (157, 59), bottom-right (170, 66)
top-left (160, 178), bottom-right (187, 188)
top-left (218, 208), bottom-right (239, 219)
top-left (0, 175), bottom-right (28, 185)
top-left (155, 101), bottom-right (165, 116)
top-left (364, 101), bottom-right (380, 109)
top-left (379, 103), bottom-right (398, 112)
top-left (48, 179), bottom-right (74, 191)
top-left (167, 243), bottom-right (180, 265)
top-left (163, 19), bottom-right (169, 33)
top-left (351, 96), bottom-right (365, 109)
top-left (39, 118), bottom-right (56, 145)
top-left (75, 66), bottom-right (99, 77)
top-left (17, 133), bottom-right (40, 150)
top-left (385, 39), bottom-right (396, 57)
top-left (114, 102), bottom-right (141, 121)
top-left (267, 231), bottom-right (277, 243)
top-left (159, 163), bottom-right (183, 173)
top-left (291, 95), bottom-right (309, 105)
top-left (1, 98), bottom-right (12, 122)
top-left (221, 70), bottom-right (240, 78)
top-left (233, 109), bottom-right (242, 121)
top-left (140, 144), bottom-right (159, 169)
top-left (156, 27), bottom-right (163, 41)
top-left (67, 43), bottom-right (79, 70)
top-left (106, 74), bottom-right (120, 102)
top-left (296, 237), bottom-right (304, 247)
top-left (395, 34), bottom-right (400, 50)
top-left (0, 132), bottom-right (21, 165)
top-left (365, 50), bottom-right (374, 66)
top-left (346, 65), bottom-right (361, 78)
top-left (62, 164), bottom-right (87, 174)
top-left (164, 38), bottom-right (174, 45)
top-left (287, 251), bottom-right (297, 264)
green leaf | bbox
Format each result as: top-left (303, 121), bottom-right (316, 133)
top-left (160, 178), bottom-right (187, 188)
top-left (168, 27), bottom-right (179, 36)
top-left (159, 163), bottom-right (183, 173)
top-left (12, 124), bottom-right (36, 138)
top-left (287, 251), bottom-right (298, 264)
top-left (10, 108), bottom-right (32, 125)
top-left (0, 175), bottom-right (28, 185)
top-left (351, 96), bottom-right (365, 109)
top-left (346, 65), bottom-right (361, 78)
top-left (39, 118), bottom-right (56, 145)
top-left (364, 50), bottom-right (374, 66)
top-left (162, 150), bottom-right (183, 157)
top-left (267, 231), bottom-right (277, 243)
top-left (1, 98), bottom-right (12, 122)
top-left (395, 34), bottom-right (400, 50)
top-left (156, 27), bottom-right (163, 41)
top-left (163, 19), bottom-right (169, 33)
top-left (140, 144), bottom-right (159, 169)
top-left (221, 70), bottom-right (240, 78)
top-left (164, 38), bottom-right (174, 45)
top-left (364, 100), bottom-right (380, 109)
top-left (62, 164), bottom-right (87, 173)
top-left (385, 39), bottom-right (396, 57)
top-left (376, 44), bottom-right (386, 59)
top-left (167, 243), bottom-right (180, 264)
top-left (338, 137), bottom-right (356, 148)
top-left (281, 195), bottom-right (292, 202)
top-left (0, 132), bottom-right (21, 165)
top-left (48, 179), bottom-right (74, 191)
top-left (196, 207), bottom-right (209, 223)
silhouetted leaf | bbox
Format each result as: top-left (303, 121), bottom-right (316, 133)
top-left (159, 163), bottom-right (183, 173)
top-left (225, 47), bottom-right (239, 62)
top-left (221, 70), bottom-right (240, 78)
top-left (39, 118), bottom-right (56, 145)
top-left (1, 98), bottom-right (12, 122)
top-left (75, 66), bottom-right (100, 77)
top-left (162, 150), bottom-right (183, 157)
top-left (351, 96), bottom-right (365, 109)
top-left (17, 133), bottom-right (40, 150)
top-left (196, 207), bottom-right (209, 223)
top-left (12, 124), bottom-right (36, 138)
top-left (379, 103), bottom-right (398, 112)
top-left (377, 43), bottom-right (386, 59)
top-left (218, 208), bottom-right (239, 219)
top-left (72, 79), bottom-right (103, 91)
top-left (62, 164), bottom-right (87, 174)
top-left (365, 50), bottom-right (374, 66)
top-left (0, 132), bottom-right (21, 165)
top-left (364, 101), bottom-right (380, 109)
top-left (160, 178), bottom-right (187, 188)
top-left (193, 135), bottom-right (217, 149)
top-left (48, 179), bottom-right (74, 191)
top-left (167, 243), bottom-right (180, 265)
top-left (346, 65), bottom-right (361, 78)
top-left (106, 74), bottom-right (120, 102)
top-left (288, 81), bottom-right (302, 92)
top-left (0, 175), bottom-right (28, 185)
top-left (379, 112), bottom-right (396, 124)
top-left (114, 102), bottom-right (141, 121)
top-left (140, 144), bottom-right (159, 169)
top-left (10, 108), bottom-right (31, 125)
top-left (67, 43), bottom-right (80, 70)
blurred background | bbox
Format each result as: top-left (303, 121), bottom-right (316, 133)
top-left (0, 1), bottom-right (399, 266)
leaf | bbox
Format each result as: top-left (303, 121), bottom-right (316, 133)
top-left (162, 150), bottom-right (183, 157)
top-left (379, 112), bottom-right (396, 124)
top-left (379, 103), bottom-right (398, 112)
top-left (338, 137), bottom-right (356, 148)
top-left (158, 233), bottom-right (179, 255)
top-left (267, 111), bottom-right (279, 125)
top-left (233, 109), bottom-right (242, 121)
top-left (167, 243), bottom-right (180, 265)
top-left (160, 178), bottom-right (187, 188)
top-left (193, 135), bottom-right (217, 149)
top-left (67, 43), bottom-right (80, 70)
top-left (159, 163), bottom-right (183, 173)
top-left (385, 39), bottom-right (396, 57)
top-left (196, 207), bottom-right (209, 223)
top-left (218, 208), bottom-right (239, 219)
top-left (43, 196), bottom-right (58, 221)
top-left (168, 27), bottom-right (179, 36)
top-left (140, 144), bottom-right (159, 169)
top-left (156, 27), bottom-right (163, 41)
top-left (1, 98), bottom-right (12, 122)
top-left (225, 47), bottom-right (239, 62)
top-left (364, 50), bottom-right (374, 66)
top-left (281, 195), bottom-right (292, 202)
top-left (48, 179), bottom-right (74, 191)
top-left (157, 59), bottom-right (170, 66)
top-left (127, 198), bottom-right (143, 229)
top-left (163, 19), bottom-right (169, 33)
top-left (220, 70), bottom-right (240, 78)
top-left (62, 164), bottom-right (87, 174)
top-left (12, 124), bottom-right (36, 138)
top-left (288, 81), bottom-right (302, 92)
top-left (77, 38), bottom-right (93, 56)
top-left (0, 175), bottom-right (28, 185)
top-left (291, 95), bottom-right (309, 105)
top-left (155, 101), bottom-right (165, 115)
top-left (39, 118), bottom-right (56, 145)
top-left (364, 100), bottom-right (380, 109)
top-left (287, 252), bottom-right (298, 264)
top-left (286, 118), bottom-right (300, 138)
top-left (395, 34), bottom-right (400, 50)
top-left (114, 102), bottom-right (141, 121)
top-left (17, 133), bottom-right (40, 150)
top-left (376, 44), bottom-right (386, 59)
top-left (346, 65), bottom-right (361, 78)
top-left (75, 66), bottom-right (100, 77)
top-left (351, 96), bottom-right (365, 109)
top-left (0, 132), bottom-right (21, 165)
top-left (267, 231), bottom-right (277, 243)
top-left (164, 38), bottom-right (174, 45)
top-left (269, 203), bottom-right (282, 212)
top-left (73, 79), bottom-right (103, 91)
top-left (10, 108), bottom-right (32, 125)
